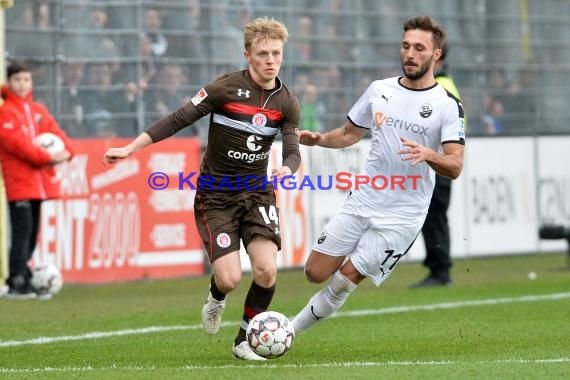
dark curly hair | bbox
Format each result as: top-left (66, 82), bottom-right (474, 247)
top-left (402, 16), bottom-right (447, 50)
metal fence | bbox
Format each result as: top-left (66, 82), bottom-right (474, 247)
top-left (5, 0), bottom-right (570, 138)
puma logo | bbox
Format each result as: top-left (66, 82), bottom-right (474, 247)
top-left (317, 231), bottom-right (327, 244)
top-left (310, 306), bottom-right (324, 320)
top-left (381, 94), bottom-right (392, 103)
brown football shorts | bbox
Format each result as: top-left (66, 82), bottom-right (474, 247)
top-left (194, 188), bottom-right (281, 262)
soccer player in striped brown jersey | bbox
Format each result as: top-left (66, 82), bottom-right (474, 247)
top-left (103, 17), bottom-right (300, 360)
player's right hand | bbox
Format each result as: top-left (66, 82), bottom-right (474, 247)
top-left (103, 147), bottom-right (130, 165)
top-left (296, 129), bottom-right (322, 146)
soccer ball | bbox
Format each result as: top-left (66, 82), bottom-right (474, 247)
top-left (34, 132), bottom-right (65, 154)
top-left (246, 311), bottom-right (295, 359)
top-left (31, 264), bottom-right (63, 295)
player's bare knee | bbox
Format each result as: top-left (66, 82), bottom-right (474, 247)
top-left (252, 264), bottom-right (276, 287)
top-left (216, 274), bottom-right (241, 292)
top-left (304, 266), bottom-right (328, 284)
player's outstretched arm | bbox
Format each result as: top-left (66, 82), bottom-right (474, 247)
top-left (298, 120), bottom-right (366, 149)
top-left (103, 132), bottom-right (153, 165)
top-left (296, 129), bottom-right (322, 146)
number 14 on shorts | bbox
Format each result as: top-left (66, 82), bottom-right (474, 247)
top-left (258, 205), bottom-right (279, 225)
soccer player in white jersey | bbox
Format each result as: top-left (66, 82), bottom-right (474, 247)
top-left (292, 15), bottom-right (465, 333)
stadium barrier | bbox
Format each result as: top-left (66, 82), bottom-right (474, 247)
top-left (34, 138), bottom-right (204, 283)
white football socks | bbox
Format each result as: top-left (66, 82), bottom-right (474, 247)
top-left (292, 270), bottom-right (358, 333)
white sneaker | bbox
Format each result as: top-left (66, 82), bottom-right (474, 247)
top-left (232, 341), bottom-right (266, 361)
top-left (36, 291), bottom-right (53, 301)
top-left (201, 291), bottom-right (226, 334)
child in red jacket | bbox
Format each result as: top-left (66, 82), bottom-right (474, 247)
top-left (0, 61), bottom-right (74, 299)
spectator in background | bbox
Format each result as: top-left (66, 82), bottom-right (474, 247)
top-left (9, 0), bottom-right (50, 29)
top-left (504, 65), bottom-right (539, 134)
top-left (86, 6), bottom-right (121, 60)
top-left (163, 0), bottom-right (204, 61)
top-left (411, 42), bottom-right (464, 288)
top-left (305, 0), bottom-right (351, 64)
top-left (314, 24), bottom-right (349, 63)
top-left (164, 0), bottom-right (201, 31)
top-left (139, 32), bottom-right (158, 89)
top-left (0, 61), bottom-right (74, 299)
top-left (480, 69), bottom-right (506, 135)
top-left (145, 63), bottom-right (197, 137)
top-left (6, 1), bottom-right (52, 58)
top-left (80, 63), bottom-right (138, 137)
top-left (361, 0), bottom-right (401, 39)
top-left (59, 62), bottom-right (85, 137)
top-left (308, 65), bottom-right (350, 131)
top-left (210, 1), bottom-right (253, 74)
top-left (481, 96), bottom-right (504, 135)
top-left (141, 9), bottom-right (169, 57)
top-left (151, 64), bottom-right (190, 112)
top-left (59, 2), bottom-right (88, 29)
top-left (137, 7), bottom-right (174, 96)
top-left (60, 5), bottom-right (121, 60)
top-left (299, 83), bottom-right (324, 132)
top-left (289, 15), bottom-right (314, 62)
top-left (88, 6), bottom-right (107, 29)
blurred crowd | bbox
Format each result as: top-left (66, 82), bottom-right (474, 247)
top-left (5, 0), bottom-right (569, 139)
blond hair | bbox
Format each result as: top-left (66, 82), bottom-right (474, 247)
top-left (243, 17), bottom-right (289, 52)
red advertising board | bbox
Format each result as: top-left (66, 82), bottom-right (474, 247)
top-left (34, 138), bottom-right (205, 283)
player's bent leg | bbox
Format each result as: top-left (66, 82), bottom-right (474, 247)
top-left (232, 237), bottom-right (277, 348)
top-left (247, 236), bottom-right (278, 287)
top-left (210, 251), bottom-right (243, 292)
top-left (292, 266), bottom-right (360, 333)
top-left (201, 251), bottom-right (241, 335)
top-left (304, 250), bottom-right (346, 284)
top-left (201, 288), bottom-right (226, 334)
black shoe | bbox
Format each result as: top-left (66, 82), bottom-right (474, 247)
top-left (410, 276), bottom-right (451, 288)
top-left (6, 287), bottom-right (37, 300)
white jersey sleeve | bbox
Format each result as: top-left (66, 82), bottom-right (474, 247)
top-left (440, 91), bottom-right (465, 144)
top-left (347, 81), bottom-right (377, 129)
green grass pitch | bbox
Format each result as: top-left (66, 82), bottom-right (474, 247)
top-left (1, 252), bottom-right (569, 379)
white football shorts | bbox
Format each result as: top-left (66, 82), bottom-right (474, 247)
top-left (313, 211), bottom-right (423, 286)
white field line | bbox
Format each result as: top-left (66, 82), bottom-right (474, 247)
top-left (1, 358), bottom-right (569, 374)
top-left (0, 291), bottom-right (569, 349)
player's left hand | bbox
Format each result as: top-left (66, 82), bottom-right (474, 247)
top-left (398, 136), bottom-right (433, 166)
top-left (272, 166), bottom-right (292, 181)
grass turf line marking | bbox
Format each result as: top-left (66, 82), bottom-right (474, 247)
top-left (1, 358), bottom-right (569, 373)
top-left (331, 291), bottom-right (570, 318)
top-left (1, 291), bottom-right (569, 348)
